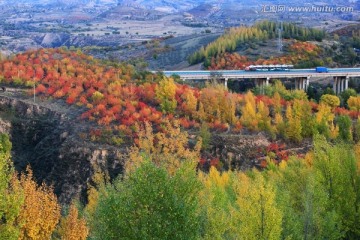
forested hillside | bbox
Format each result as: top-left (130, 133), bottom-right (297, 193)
top-left (2, 48), bottom-right (360, 145)
top-left (188, 20), bottom-right (325, 66)
top-left (1, 48), bottom-right (360, 239)
top-left (188, 20), bottom-right (360, 70)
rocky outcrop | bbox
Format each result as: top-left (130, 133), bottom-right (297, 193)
top-left (0, 96), bottom-right (123, 204)
top-left (0, 117), bottom-right (11, 134)
top-left (40, 33), bottom-right (71, 48)
top-left (209, 133), bottom-right (271, 170)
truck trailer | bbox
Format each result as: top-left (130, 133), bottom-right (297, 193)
top-left (315, 67), bottom-right (328, 73)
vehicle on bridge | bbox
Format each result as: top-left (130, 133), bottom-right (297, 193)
top-left (245, 64), bottom-right (294, 71)
top-left (315, 66), bottom-right (328, 73)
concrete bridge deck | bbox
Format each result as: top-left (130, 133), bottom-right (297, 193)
top-left (153, 68), bottom-right (360, 94)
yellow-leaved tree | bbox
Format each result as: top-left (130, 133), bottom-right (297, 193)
top-left (320, 94), bottom-right (340, 109)
top-left (240, 91), bottom-right (258, 131)
top-left (285, 102), bottom-right (302, 142)
top-left (155, 77), bottom-right (177, 113)
top-left (257, 100), bottom-right (272, 133)
top-left (198, 167), bottom-right (237, 239)
top-left (316, 103), bottom-right (338, 139)
top-left (234, 171), bottom-right (283, 240)
top-left (197, 84), bottom-right (238, 124)
top-left (348, 96), bottom-right (360, 111)
top-left (57, 203), bottom-right (89, 240)
top-left (18, 167), bottom-right (61, 240)
top-left (273, 92), bottom-right (282, 114)
top-left (182, 88), bottom-right (198, 117)
top-left (126, 120), bottom-right (201, 175)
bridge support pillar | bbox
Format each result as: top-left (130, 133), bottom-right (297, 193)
top-left (337, 78), bottom-right (341, 94)
top-left (295, 78), bottom-right (300, 90)
top-left (333, 76), bottom-right (349, 95)
top-left (333, 77), bottom-right (338, 94)
top-left (224, 78), bottom-right (228, 89)
top-left (295, 78), bottom-right (308, 91)
top-left (255, 79), bottom-right (262, 87)
top-left (341, 78), bottom-right (344, 93)
top-left (305, 77), bottom-right (310, 91)
top-left (255, 78), bottom-right (269, 94)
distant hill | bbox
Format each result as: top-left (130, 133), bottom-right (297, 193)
top-left (332, 24), bottom-right (360, 36)
top-left (0, 0), bottom-right (356, 12)
top-left (116, 0), bottom-right (206, 12)
top-left (0, 0), bottom-right (118, 6)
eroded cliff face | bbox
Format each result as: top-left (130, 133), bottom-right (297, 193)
top-left (209, 133), bottom-right (271, 170)
top-left (0, 94), bottom-right (310, 204)
top-left (0, 96), bottom-right (123, 204)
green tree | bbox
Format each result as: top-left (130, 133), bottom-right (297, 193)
top-left (337, 115), bottom-right (353, 142)
top-left (273, 157), bottom-right (343, 240)
top-left (340, 88), bottom-right (357, 108)
top-left (0, 134), bottom-right (24, 240)
top-left (199, 122), bottom-right (211, 150)
top-left (313, 135), bottom-right (360, 238)
top-left (300, 100), bottom-right (316, 138)
top-left (354, 117), bottom-right (360, 143)
top-left (92, 160), bottom-right (201, 240)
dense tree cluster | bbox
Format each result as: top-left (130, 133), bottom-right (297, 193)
top-left (0, 134), bottom-right (88, 240)
top-left (255, 21), bottom-right (326, 41)
top-left (208, 41), bottom-right (322, 70)
top-left (2, 122), bottom-right (360, 239)
top-left (1, 49), bottom-right (359, 145)
top-left (1, 47), bottom-right (360, 239)
top-left (188, 25), bottom-right (268, 65)
top-left (188, 21), bottom-right (325, 65)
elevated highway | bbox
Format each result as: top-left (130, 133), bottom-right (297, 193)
top-left (156, 68), bottom-right (360, 94)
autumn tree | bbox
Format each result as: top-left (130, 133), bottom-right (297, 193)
top-left (18, 167), bottom-right (61, 240)
top-left (348, 96), bottom-right (360, 111)
top-left (320, 94), bottom-right (340, 109)
top-left (126, 120), bottom-right (201, 175)
top-left (198, 84), bottom-right (236, 123)
top-left (284, 102), bottom-right (302, 142)
top-left (274, 112), bottom-right (285, 136)
top-left (198, 167), bottom-right (237, 239)
top-left (273, 92), bottom-right (282, 114)
top-left (300, 100), bottom-right (316, 138)
top-left (315, 103), bottom-right (338, 139)
top-left (257, 100), bottom-right (272, 134)
top-left (234, 171), bottom-right (283, 240)
top-left (57, 203), bottom-right (89, 240)
top-left (240, 91), bottom-right (258, 131)
top-left (155, 77), bottom-right (177, 113)
top-left (182, 88), bottom-right (198, 116)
